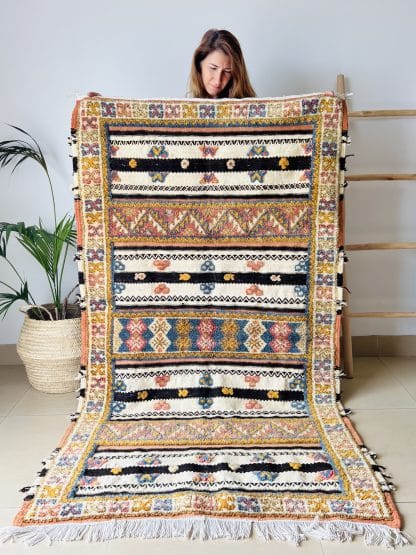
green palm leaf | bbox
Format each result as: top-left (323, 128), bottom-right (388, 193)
top-left (0, 126), bottom-right (77, 319)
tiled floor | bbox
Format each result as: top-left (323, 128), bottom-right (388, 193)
top-left (0, 357), bottom-right (415, 553)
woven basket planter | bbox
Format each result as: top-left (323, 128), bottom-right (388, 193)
top-left (17, 304), bottom-right (81, 393)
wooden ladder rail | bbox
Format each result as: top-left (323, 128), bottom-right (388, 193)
top-left (336, 74), bottom-right (416, 377)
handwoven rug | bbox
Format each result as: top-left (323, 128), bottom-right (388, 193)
top-left (1, 93), bottom-right (407, 546)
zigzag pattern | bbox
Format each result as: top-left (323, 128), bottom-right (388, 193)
top-left (110, 203), bottom-right (311, 238)
top-left (114, 295), bottom-right (305, 304)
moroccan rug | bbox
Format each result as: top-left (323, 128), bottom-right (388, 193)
top-left (1, 93), bottom-right (407, 546)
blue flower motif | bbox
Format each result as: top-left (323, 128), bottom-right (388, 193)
top-left (254, 471), bottom-right (279, 482)
top-left (199, 397), bottom-right (213, 409)
top-left (199, 372), bottom-right (213, 386)
top-left (60, 503), bottom-right (83, 517)
top-left (201, 260), bottom-right (215, 272)
top-left (114, 379), bottom-right (127, 392)
top-left (295, 259), bottom-right (309, 273)
top-left (138, 455), bottom-right (162, 466)
top-left (114, 260), bottom-right (126, 271)
top-left (200, 282), bottom-right (215, 295)
top-left (136, 473), bottom-right (159, 484)
top-left (251, 453), bottom-right (275, 464)
top-left (294, 284), bottom-right (307, 298)
top-left (153, 499), bottom-right (173, 512)
top-left (291, 400), bottom-right (306, 411)
top-left (111, 401), bottom-right (126, 413)
top-left (288, 375), bottom-right (305, 390)
top-left (329, 500), bottom-right (353, 514)
top-left (113, 283), bottom-right (126, 294)
top-left (237, 496), bottom-right (260, 513)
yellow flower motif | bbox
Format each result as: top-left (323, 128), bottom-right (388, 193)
top-left (132, 500), bottom-right (152, 512)
top-left (179, 273), bottom-right (191, 281)
top-left (278, 157), bottom-right (290, 170)
top-left (111, 467), bottom-right (123, 475)
top-left (137, 390), bottom-right (148, 400)
top-left (222, 387), bottom-right (234, 396)
top-left (223, 273), bottom-right (235, 281)
top-left (267, 390), bottom-right (279, 399)
top-left (289, 462), bottom-right (302, 470)
top-left (178, 389), bottom-right (189, 397)
top-left (217, 495), bottom-right (235, 511)
top-left (129, 159), bottom-right (138, 169)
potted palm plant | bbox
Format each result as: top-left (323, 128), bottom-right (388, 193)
top-left (0, 126), bottom-right (80, 393)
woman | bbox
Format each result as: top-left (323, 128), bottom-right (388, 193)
top-left (189, 29), bottom-right (256, 99)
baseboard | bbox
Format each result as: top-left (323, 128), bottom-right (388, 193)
top-left (351, 335), bottom-right (416, 356)
top-left (0, 344), bottom-right (21, 365)
top-left (0, 337), bottom-right (415, 365)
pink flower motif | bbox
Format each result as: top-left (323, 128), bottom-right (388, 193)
top-left (245, 400), bottom-right (262, 410)
top-left (245, 375), bottom-right (260, 387)
top-left (154, 401), bottom-right (170, 411)
top-left (154, 283), bottom-right (170, 295)
top-left (246, 260), bottom-right (264, 271)
top-left (155, 375), bottom-right (170, 387)
top-left (153, 259), bottom-right (170, 270)
top-left (245, 284), bottom-right (264, 296)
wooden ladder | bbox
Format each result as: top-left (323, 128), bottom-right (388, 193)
top-left (336, 74), bottom-right (416, 377)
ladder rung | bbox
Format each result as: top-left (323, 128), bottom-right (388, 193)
top-left (348, 173), bottom-right (416, 181)
top-left (350, 109), bottom-right (416, 118)
top-left (348, 312), bottom-right (416, 318)
top-left (346, 242), bottom-right (416, 251)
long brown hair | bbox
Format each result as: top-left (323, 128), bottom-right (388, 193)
top-left (189, 29), bottom-right (256, 99)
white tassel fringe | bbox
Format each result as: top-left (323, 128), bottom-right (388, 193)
top-left (0, 517), bottom-right (410, 547)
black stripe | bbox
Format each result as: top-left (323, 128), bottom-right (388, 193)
top-left (109, 413), bottom-right (309, 421)
top-left (111, 193), bottom-right (310, 201)
top-left (110, 156), bottom-right (311, 173)
top-left (113, 245), bottom-right (309, 252)
top-left (108, 127), bottom-right (314, 136)
top-left (74, 485), bottom-right (341, 498)
top-left (97, 445), bottom-right (318, 453)
top-left (114, 271), bottom-right (307, 286)
top-left (114, 387), bottom-right (303, 403)
top-left (84, 461), bottom-right (332, 477)
top-left (113, 303), bottom-right (305, 314)
top-left (113, 360), bottom-right (305, 369)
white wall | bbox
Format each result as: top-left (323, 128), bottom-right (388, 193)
top-left (1, 0), bottom-right (415, 344)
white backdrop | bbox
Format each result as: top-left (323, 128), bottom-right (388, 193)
top-left (1, 0), bottom-right (415, 344)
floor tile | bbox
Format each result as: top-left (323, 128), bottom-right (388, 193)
top-left (0, 367), bottom-right (30, 417)
top-left (0, 365), bottom-right (28, 387)
top-left (342, 357), bottom-right (416, 409)
top-left (348, 409), bottom-right (416, 503)
top-left (9, 388), bottom-right (77, 417)
top-left (0, 415), bottom-right (72, 508)
top-left (104, 535), bottom-right (324, 555)
top-left (380, 357), bottom-right (416, 401)
top-left (0, 508), bottom-right (18, 528)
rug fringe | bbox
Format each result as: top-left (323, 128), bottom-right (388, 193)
top-left (0, 518), bottom-right (410, 547)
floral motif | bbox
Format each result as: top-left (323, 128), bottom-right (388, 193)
top-left (237, 496), bottom-right (260, 513)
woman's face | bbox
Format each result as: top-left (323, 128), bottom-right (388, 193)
top-left (200, 49), bottom-right (232, 98)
